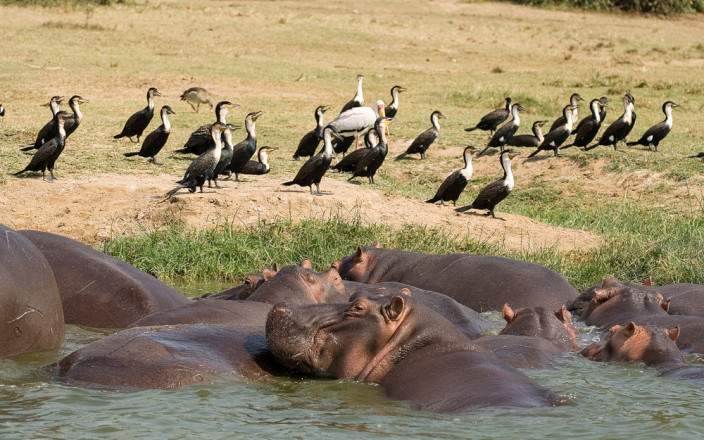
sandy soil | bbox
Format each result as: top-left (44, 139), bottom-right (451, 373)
top-left (0, 173), bottom-right (600, 252)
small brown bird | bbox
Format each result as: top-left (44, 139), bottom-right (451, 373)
top-left (180, 87), bottom-right (214, 113)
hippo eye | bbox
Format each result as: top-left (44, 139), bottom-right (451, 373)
top-left (344, 302), bottom-right (366, 318)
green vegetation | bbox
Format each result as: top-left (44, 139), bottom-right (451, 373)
top-left (504, 0), bottom-right (704, 14)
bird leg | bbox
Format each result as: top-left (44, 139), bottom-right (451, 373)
top-left (315, 183), bottom-right (321, 195)
top-left (309, 185), bottom-right (314, 195)
top-left (213, 178), bottom-right (222, 189)
top-left (421, 152), bottom-right (426, 160)
top-left (49, 170), bottom-right (56, 182)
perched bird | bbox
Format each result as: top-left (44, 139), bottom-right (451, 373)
top-left (63, 95), bottom-right (89, 139)
top-left (627, 101), bottom-right (678, 151)
top-left (455, 150), bottom-right (515, 219)
top-left (340, 74), bottom-right (364, 113)
top-left (598, 96), bottom-right (609, 121)
top-left (293, 105), bottom-right (329, 160)
top-left (586, 93), bottom-right (636, 151)
top-left (239, 146), bottom-right (278, 175)
top-left (465, 97), bottom-right (511, 135)
top-left (384, 85), bottom-right (406, 120)
top-left (210, 122), bottom-right (241, 186)
top-left (528, 105), bottom-right (576, 157)
top-left (332, 124), bottom-right (380, 173)
top-left (22, 95), bottom-right (63, 151)
top-left (562, 99), bottom-right (607, 150)
top-left (347, 118), bottom-right (390, 184)
top-left (548, 93), bottom-right (583, 133)
top-left (506, 121), bottom-right (547, 148)
top-left (283, 126), bottom-right (336, 195)
top-left (395, 110), bottom-right (445, 160)
top-left (123, 105), bottom-right (176, 163)
top-left (328, 101), bottom-right (385, 154)
top-left (175, 101), bottom-right (236, 155)
top-left (180, 87), bottom-right (214, 113)
top-left (426, 145), bottom-right (474, 206)
top-left (227, 111), bottom-right (263, 181)
top-left (476, 103), bottom-right (525, 156)
top-left (166, 122), bottom-right (227, 197)
top-left (15, 111), bottom-right (71, 181)
top-left (114, 87), bottom-right (161, 143)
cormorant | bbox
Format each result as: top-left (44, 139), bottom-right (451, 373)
top-left (210, 122), bottom-right (241, 186)
top-left (598, 96), bottom-right (608, 121)
top-left (283, 126), bottom-right (336, 195)
top-left (476, 103), bottom-right (525, 156)
top-left (689, 152), bottom-right (704, 159)
top-left (240, 146), bottom-right (278, 175)
top-left (175, 101), bottom-right (236, 155)
top-left (465, 97), bottom-right (511, 135)
top-left (347, 118), bottom-right (390, 184)
top-left (340, 74), bottom-right (364, 113)
top-left (548, 93), bottom-right (583, 133)
top-left (332, 124), bottom-right (380, 173)
top-left (506, 121), bottom-right (547, 148)
top-left (395, 110), bottom-right (445, 160)
top-left (293, 105), bottom-right (329, 160)
top-left (227, 111), bottom-right (263, 181)
top-left (586, 93), bottom-right (635, 151)
top-left (562, 99), bottom-right (607, 150)
top-left (455, 150), bottom-right (515, 219)
top-left (123, 105), bottom-right (176, 163)
top-left (165, 122), bottom-right (227, 197)
top-left (14, 111), bottom-right (71, 181)
top-left (627, 101), bottom-right (678, 151)
top-left (528, 105), bottom-right (576, 157)
top-left (180, 87), bottom-right (214, 113)
top-left (21, 95), bottom-right (63, 151)
top-left (114, 87), bottom-right (161, 143)
top-left (328, 101), bottom-right (384, 154)
top-left (0, 103), bottom-right (4, 118)
top-left (385, 85), bottom-right (406, 120)
top-left (426, 145), bottom-right (474, 206)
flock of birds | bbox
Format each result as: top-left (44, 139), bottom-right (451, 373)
top-left (0, 74), bottom-right (691, 218)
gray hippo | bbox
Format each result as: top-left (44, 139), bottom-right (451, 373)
top-left (131, 300), bottom-right (272, 327)
top-left (247, 261), bottom-right (348, 305)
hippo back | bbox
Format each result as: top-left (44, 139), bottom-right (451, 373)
top-left (131, 300), bottom-right (272, 327)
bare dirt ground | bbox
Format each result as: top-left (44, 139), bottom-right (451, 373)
top-left (0, 173), bottom-right (600, 252)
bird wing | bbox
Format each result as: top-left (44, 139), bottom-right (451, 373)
top-left (27, 139), bottom-right (59, 169)
top-left (479, 109), bottom-right (509, 127)
top-left (472, 179), bottom-right (506, 209)
top-left (433, 171), bottom-right (461, 198)
top-left (540, 127), bottom-right (569, 149)
top-left (548, 116), bottom-right (565, 133)
top-left (292, 154), bottom-right (325, 182)
top-left (406, 128), bottom-right (437, 153)
top-left (637, 121), bottom-right (668, 144)
top-left (489, 122), bottom-right (517, 147)
top-left (121, 108), bottom-right (150, 134)
top-left (329, 107), bottom-right (376, 133)
top-left (507, 134), bottom-right (539, 147)
top-left (140, 126), bottom-right (163, 154)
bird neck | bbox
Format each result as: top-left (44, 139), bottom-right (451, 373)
top-left (502, 155), bottom-right (514, 190)
top-left (511, 107), bottom-right (521, 126)
top-left (70, 101), bottom-right (83, 122)
top-left (622, 101), bottom-right (634, 124)
top-left (315, 110), bottom-right (325, 128)
top-left (50, 100), bottom-right (61, 116)
top-left (591, 101), bottom-right (601, 124)
top-left (217, 107), bottom-right (228, 124)
top-left (533, 125), bottom-right (544, 143)
top-left (259, 150), bottom-right (270, 170)
top-left (505, 100), bottom-right (511, 110)
top-left (389, 89), bottom-right (399, 109)
top-left (664, 105), bottom-right (674, 128)
top-left (355, 78), bottom-right (364, 103)
top-left (431, 113), bottom-right (440, 131)
top-left (565, 110), bottom-right (574, 130)
top-left (323, 130), bottom-right (334, 157)
top-left (57, 121), bottom-right (66, 139)
top-left (211, 130), bottom-right (224, 151)
top-left (246, 118), bottom-right (256, 139)
top-left (460, 150), bottom-right (473, 179)
top-left (161, 110), bottom-right (171, 132)
top-left (147, 94), bottom-right (155, 111)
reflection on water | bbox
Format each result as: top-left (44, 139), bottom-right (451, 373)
top-left (2, 311), bottom-right (704, 439)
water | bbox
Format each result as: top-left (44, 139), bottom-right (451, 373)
top-left (3, 311), bottom-right (704, 439)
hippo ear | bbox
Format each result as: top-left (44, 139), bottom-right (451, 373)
top-left (386, 295), bottom-right (406, 321)
top-left (593, 288), bottom-right (618, 304)
top-left (354, 246), bottom-right (367, 261)
top-left (661, 297), bottom-right (671, 312)
top-left (580, 343), bottom-right (604, 361)
top-left (262, 268), bottom-right (278, 281)
top-left (624, 321), bottom-right (637, 337)
top-left (502, 303), bottom-right (516, 323)
top-left (602, 276), bottom-right (619, 288)
top-left (300, 259), bottom-right (313, 270)
top-left (272, 263), bottom-right (279, 272)
top-left (555, 306), bottom-right (572, 323)
top-left (666, 326), bottom-right (680, 342)
top-left (331, 260), bottom-right (341, 271)
top-left (609, 324), bottom-right (623, 335)
top-left (370, 241), bottom-right (382, 249)
top-left (399, 287), bottom-right (412, 297)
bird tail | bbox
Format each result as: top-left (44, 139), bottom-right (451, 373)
top-left (626, 141), bottom-right (638, 146)
top-left (425, 197), bottom-right (438, 204)
top-left (113, 133), bottom-right (124, 139)
top-left (394, 152), bottom-right (406, 161)
top-left (455, 204), bottom-right (472, 213)
top-left (173, 147), bottom-right (190, 154)
top-left (13, 168), bottom-right (28, 176)
top-left (584, 144), bottom-right (598, 151)
top-left (527, 149), bottom-right (540, 158)
top-left (464, 126), bottom-right (478, 132)
top-left (123, 152), bottom-right (140, 157)
top-left (165, 186), bottom-right (184, 198)
top-left (282, 181), bottom-right (295, 186)
top-left (19, 145), bottom-right (35, 152)
top-left (561, 143), bottom-right (574, 150)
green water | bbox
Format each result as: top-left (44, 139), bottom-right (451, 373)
top-left (2, 311), bottom-right (704, 439)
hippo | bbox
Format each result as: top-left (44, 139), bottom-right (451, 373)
top-left (334, 246), bottom-right (576, 312)
top-left (248, 261), bottom-right (347, 305)
top-left (658, 283), bottom-right (704, 317)
top-left (581, 322), bottom-right (704, 380)
top-left (19, 230), bottom-right (188, 328)
top-left (56, 324), bottom-right (286, 390)
top-left (266, 293), bottom-right (559, 413)
top-left (198, 267), bottom-right (277, 301)
top-left (0, 225), bottom-right (64, 358)
top-left (474, 304), bottom-right (577, 369)
top-left (131, 300), bottom-right (272, 327)
top-left (344, 281), bottom-right (492, 338)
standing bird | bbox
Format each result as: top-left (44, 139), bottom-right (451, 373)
top-left (506, 121), bottom-right (547, 148)
top-left (627, 101), bottom-right (678, 151)
top-left (347, 118), bottom-right (390, 184)
top-left (227, 111), bottom-right (263, 181)
top-left (114, 87), bottom-right (161, 143)
top-left (283, 126), bottom-right (336, 195)
top-left (465, 97), bottom-right (512, 135)
top-left (331, 126), bottom-right (380, 173)
top-left (175, 101), bottom-right (236, 155)
top-left (63, 95), bottom-right (89, 139)
top-left (210, 122), bottom-right (241, 186)
top-left (586, 93), bottom-right (636, 151)
top-left (548, 93), bottom-right (583, 133)
top-left (0, 103), bottom-right (5, 118)
top-left (340, 74), bottom-right (364, 113)
top-left (395, 110), bottom-right (445, 160)
top-left (476, 103), bottom-right (525, 156)
top-left (293, 105), bottom-right (329, 160)
top-left (528, 105), bottom-right (576, 158)
top-left (384, 85), bottom-right (406, 120)
top-left (22, 95), bottom-right (63, 151)
top-left (239, 146), bottom-right (278, 175)
top-left (123, 105), bottom-right (176, 163)
top-left (455, 150), bottom-right (515, 219)
top-left (562, 98), bottom-right (607, 150)
top-left (15, 111), bottom-right (71, 181)
top-left (426, 145), bottom-right (474, 206)
top-left (166, 123), bottom-right (228, 197)
top-left (180, 87), bottom-right (214, 113)
top-left (598, 96), bottom-right (609, 121)
top-left (22, 95), bottom-right (87, 152)
top-left (328, 101), bottom-right (384, 154)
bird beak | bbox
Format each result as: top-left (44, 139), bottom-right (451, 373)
top-left (154, 90), bottom-right (162, 97)
top-left (672, 103), bottom-right (680, 108)
top-left (577, 95), bottom-right (584, 101)
top-left (439, 113), bottom-right (446, 119)
top-left (253, 111), bottom-right (263, 120)
top-left (230, 103), bottom-right (241, 109)
top-left (321, 105), bottom-right (330, 112)
top-left (263, 146), bottom-right (279, 151)
top-left (517, 105), bottom-right (526, 112)
top-left (169, 109), bottom-right (176, 115)
top-left (80, 98), bottom-right (89, 104)
top-left (398, 87), bottom-right (407, 92)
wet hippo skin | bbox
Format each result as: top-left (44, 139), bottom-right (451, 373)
top-left (19, 230), bottom-right (188, 328)
top-left (247, 262), bottom-right (348, 305)
top-left (335, 246), bottom-right (576, 312)
top-left (131, 300), bottom-right (272, 327)
top-left (0, 225), bottom-right (65, 358)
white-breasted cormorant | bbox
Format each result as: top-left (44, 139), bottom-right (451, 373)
top-left (385, 85), bottom-right (406, 120)
top-left (465, 97), bottom-right (511, 135)
top-left (328, 101), bottom-right (385, 154)
top-left (63, 95), bottom-right (88, 139)
top-left (0, 103), bottom-right (4, 118)
top-left (240, 146), bottom-right (278, 175)
top-left (21, 95), bottom-right (63, 151)
top-left (426, 145), bottom-right (474, 206)
top-left (332, 121), bottom-right (382, 173)
top-left (180, 87), bottom-right (214, 113)
top-left (340, 74), bottom-right (364, 113)
top-left (455, 150), bottom-right (515, 218)
top-left (175, 101), bottom-right (237, 155)
top-left (586, 93), bottom-right (635, 151)
top-left (476, 103), bottom-right (525, 156)
top-left (506, 121), bottom-right (547, 148)
top-left (347, 118), bottom-right (390, 184)
top-left (548, 93), bottom-right (583, 133)
top-left (293, 105), bottom-right (329, 160)
top-left (395, 110), bottom-right (445, 160)
top-left (528, 105), bottom-right (576, 157)
top-left (14, 111), bottom-right (71, 181)
top-left (562, 98), bottom-right (607, 150)
top-left (210, 123), bottom-right (241, 186)
top-left (114, 87), bottom-right (161, 143)
top-left (227, 111), bottom-right (262, 181)
top-left (283, 126), bottom-right (336, 195)
top-left (123, 105), bottom-right (176, 164)
top-left (627, 101), bottom-right (678, 151)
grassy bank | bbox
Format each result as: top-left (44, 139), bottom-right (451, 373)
top-left (501, 0), bottom-right (704, 14)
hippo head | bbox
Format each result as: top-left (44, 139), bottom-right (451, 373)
top-left (582, 282), bottom-right (668, 326)
top-left (568, 276), bottom-right (629, 316)
top-left (247, 261), bottom-right (347, 306)
top-left (501, 304), bottom-right (577, 349)
top-left (333, 243), bottom-right (382, 283)
top-left (581, 322), bottom-right (682, 367)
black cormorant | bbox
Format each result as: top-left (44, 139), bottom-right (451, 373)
top-left (0, 103), bottom-right (4, 118)
top-left (14, 111), bottom-right (71, 181)
top-left (63, 95), bottom-right (88, 139)
top-left (22, 95), bottom-right (63, 151)
top-left (548, 93), bottom-right (583, 133)
top-left (240, 146), bottom-right (278, 175)
top-left (426, 145), bottom-right (474, 206)
top-left (227, 111), bottom-right (263, 181)
top-left (283, 126), bottom-right (336, 195)
top-left (627, 101), bottom-right (678, 151)
top-left (293, 105), bottom-right (329, 160)
top-left (180, 87), bottom-right (214, 113)
top-left (210, 123), bottom-right (241, 186)
top-left (347, 118), bottom-right (390, 184)
top-left (332, 124), bottom-right (380, 173)
top-left (562, 99), bottom-right (607, 150)
top-left (385, 85), bottom-right (406, 120)
top-left (586, 93), bottom-right (635, 151)
top-left (476, 103), bottom-right (525, 156)
top-left (395, 110), bottom-right (444, 160)
top-left (340, 74), bottom-right (364, 113)
top-left (528, 105), bottom-right (576, 157)
top-left (506, 121), bottom-right (547, 148)
top-left (455, 150), bottom-right (515, 218)
top-left (123, 105), bottom-right (175, 163)
top-left (465, 97), bottom-right (511, 135)
top-left (175, 101), bottom-right (236, 155)
top-left (114, 87), bottom-right (161, 143)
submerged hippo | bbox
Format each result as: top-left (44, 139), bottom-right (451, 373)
top-left (0, 225), bottom-right (64, 358)
top-left (266, 293), bottom-right (559, 412)
top-left (199, 267), bottom-right (277, 301)
top-left (474, 304), bottom-right (577, 369)
top-left (658, 284), bottom-right (704, 318)
top-left (248, 262), bottom-right (347, 305)
top-left (131, 300), bottom-right (272, 327)
top-left (334, 246), bottom-right (576, 312)
top-left (19, 230), bottom-right (188, 328)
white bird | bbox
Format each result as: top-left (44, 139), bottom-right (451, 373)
top-left (327, 101), bottom-right (385, 154)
